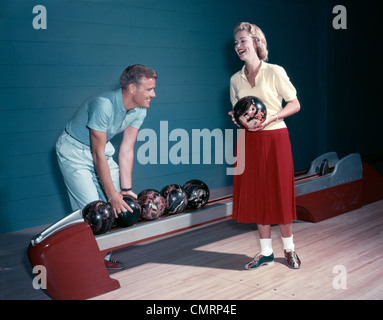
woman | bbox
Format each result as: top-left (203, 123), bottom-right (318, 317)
top-left (229, 22), bottom-right (301, 270)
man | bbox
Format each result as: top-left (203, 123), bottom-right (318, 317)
top-left (56, 64), bottom-right (157, 269)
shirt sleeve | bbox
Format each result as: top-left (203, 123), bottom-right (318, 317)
top-left (274, 66), bottom-right (297, 102)
top-left (87, 97), bottom-right (113, 132)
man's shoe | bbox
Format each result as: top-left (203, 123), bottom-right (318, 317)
top-left (244, 252), bottom-right (274, 270)
top-left (105, 259), bottom-right (124, 270)
top-left (284, 250), bottom-right (301, 269)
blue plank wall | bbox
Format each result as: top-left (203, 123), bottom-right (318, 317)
top-left (0, 0), bottom-right (326, 233)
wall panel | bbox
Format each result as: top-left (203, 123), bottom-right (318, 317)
top-left (1, 0), bottom-right (326, 232)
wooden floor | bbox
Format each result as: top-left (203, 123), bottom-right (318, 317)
top-left (1, 200), bottom-right (382, 300)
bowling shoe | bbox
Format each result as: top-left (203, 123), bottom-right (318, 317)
top-left (105, 259), bottom-right (124, 270)
top-left (244, 252), bottom-right (274, 270)
top-left (284, 250), bottom-right (301, 269)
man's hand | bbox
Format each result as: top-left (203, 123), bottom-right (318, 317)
top-left (109, 192), bottom-right (133, 218)
top-left (121, 189), bottom-right (137, 199)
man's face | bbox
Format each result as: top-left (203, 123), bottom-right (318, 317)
top-left (131, 77), bottom-right (156, 109)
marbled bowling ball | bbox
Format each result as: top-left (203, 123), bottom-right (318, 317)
top-left (183, 179), bottom-right (210, 209)
top-left (161, 184), bottom-right (188, 215)
top-left (138, 189), bottom-right (166, 220)
top-left (116, 195), bottom-right (142, 227)
top-left (138, 189), bottom-right (159, 199)
top-left (233, 96), bottom-right (267, 130)
top-left (82, 200), bottom-right (115, 235)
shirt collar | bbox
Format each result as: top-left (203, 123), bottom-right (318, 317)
top-left (240, 61), bottom-right (268, 80)
top-left (117, 88), bottom-right (140, 115)
top-left (116, 88), bottom-right (126, 113)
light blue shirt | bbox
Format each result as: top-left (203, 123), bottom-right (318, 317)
top-left (65, 88), bottom-right (147, 146)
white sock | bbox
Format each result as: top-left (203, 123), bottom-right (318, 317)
top-left (259, 238), bottom-right (273, 256)
top-left (104, 252), bottom-right (112, 261)
top-left (281, 235), bottom-right (295, 252)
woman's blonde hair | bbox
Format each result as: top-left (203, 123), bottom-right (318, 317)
top-left (233, 22), bottom-right (268, 61)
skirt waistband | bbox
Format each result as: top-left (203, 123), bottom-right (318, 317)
top-left (245, 127), bottom-right (289, 137)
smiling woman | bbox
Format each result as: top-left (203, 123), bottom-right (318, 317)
top-left (229, 21), bottom-right (301, 270)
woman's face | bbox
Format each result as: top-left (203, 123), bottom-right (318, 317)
top-left (234, 30), bottom-right (257, 62)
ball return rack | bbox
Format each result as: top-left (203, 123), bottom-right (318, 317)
top-left (28, 152), bottom-right (383, 299)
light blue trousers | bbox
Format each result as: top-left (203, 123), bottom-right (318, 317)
top-left (56, 130), bottom-right (121, 211)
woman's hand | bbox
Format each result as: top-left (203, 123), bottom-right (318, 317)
top-left (228, 110), bottom-right (241, 128)
top-left (248, 99), bottom-right (301, 132)
top-left (229, 110), bottom-right (272, 132)
top-left (247, 116), bottom-right (275, 132)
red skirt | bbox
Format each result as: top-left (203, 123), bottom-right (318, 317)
top-left (232, 128), bottom-right (296, 224)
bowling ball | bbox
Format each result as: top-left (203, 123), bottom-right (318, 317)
top-left (233, 96), bottom-right (267, 130)
top-left (138, 188), bottom-right (159, 199)
top-left (161, 184), bottom-right (188, 215)
top-left (116, 195), bottom-right (142, 227)
top-left (82, 200), bottom-right (115, 235)
top-left (183, 179), bottom-right (210, 209)
top-left (138, 189), bottom-right (166, 220)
